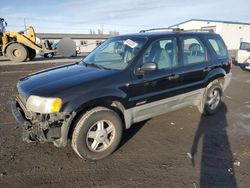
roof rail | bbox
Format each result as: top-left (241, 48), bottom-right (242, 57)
top-left (139, 27), bottom-right (214, 33)
top-left (183, 29), bottom-right (214, 33)
top-left (139, 27), bottom-right (183, 33)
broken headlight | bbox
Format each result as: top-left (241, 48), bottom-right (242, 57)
top-left (26, 95), bottom-right (62, 114)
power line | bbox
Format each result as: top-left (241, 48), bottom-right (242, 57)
top-left (4, 16), bottom-right (164, 28)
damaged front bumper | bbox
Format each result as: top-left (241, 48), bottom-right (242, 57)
top-left (11, 99), bottom-right (75, 147)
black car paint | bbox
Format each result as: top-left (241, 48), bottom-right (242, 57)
top-left (12, 31), bottom-right (230, 146)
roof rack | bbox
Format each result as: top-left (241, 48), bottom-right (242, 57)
top-left (183, 29), bottom-right (214, 33)
top-left (139, 27), bottom-right (183, 33)
top-left (139, 27), bottom-right (214, 33)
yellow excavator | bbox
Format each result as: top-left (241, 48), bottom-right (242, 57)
top-left (0, 18), bottom-right (55, 62)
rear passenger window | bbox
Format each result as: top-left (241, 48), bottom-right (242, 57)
top-left (181, 37), bottom-right (206, 65)
top-left (208, 38), bottom-right (227, 57)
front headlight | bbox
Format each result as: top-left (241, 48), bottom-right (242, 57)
top-left (26, 95), bottom-right (62, 114)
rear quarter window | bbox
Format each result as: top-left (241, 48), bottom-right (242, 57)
top-left (207, 37), bottom-right (228, 57)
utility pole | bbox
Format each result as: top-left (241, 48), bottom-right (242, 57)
top-left (24, 18), bottom-right (27, 31)
top-left (101, 24), bottom-right (104, 34)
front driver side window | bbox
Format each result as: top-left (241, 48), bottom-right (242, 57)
top-left (142, 39), bottom-right (178, 69)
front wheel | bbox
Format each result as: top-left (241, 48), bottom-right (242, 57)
top-left (72, 107), bottom-right (123, 161)
top-left (6, 43), bottom-right (29, 62)
top-left (203, 84), bottom-right (222, 115)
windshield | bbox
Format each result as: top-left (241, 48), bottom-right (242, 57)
top-left (83, 37), bottom-right (146, 70)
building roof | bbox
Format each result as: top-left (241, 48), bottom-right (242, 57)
top-left (169, 19), bottom-right (250, 28)
top-left (36, 33), bottom-right (113, 40)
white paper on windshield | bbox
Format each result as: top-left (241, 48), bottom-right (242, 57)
top-left (124, 39), bottom-right (138, 48)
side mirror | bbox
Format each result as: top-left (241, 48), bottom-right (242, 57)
top-left (136, 62), bottom-right (157, 75)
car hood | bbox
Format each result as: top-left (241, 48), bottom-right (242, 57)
top-left (18, 63), bottom-right (117, 100)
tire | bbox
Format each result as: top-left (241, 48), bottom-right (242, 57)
top-left (72, 107), bottom-right (123, 161)
top-left (203, 84), bottom-right (222, 115)
top-left (6, 43), bottom-right (29, 62)
top-left (28, 48), bottom-right (36, 61)
top-left (48, 52), bottom-right (54, 58)
top-left (44, 53), bottom-right (54, 58)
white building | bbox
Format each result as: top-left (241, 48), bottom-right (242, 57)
top-left (169, 19), bottom-right (250, 50)
top-left (36, 33), bottom-right (113, 53)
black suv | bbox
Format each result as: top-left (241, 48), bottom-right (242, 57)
top-left (11, 29), bottom-right (232, 160)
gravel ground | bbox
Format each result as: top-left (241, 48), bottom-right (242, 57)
top-left (0, 61), bottom-right (250, 188)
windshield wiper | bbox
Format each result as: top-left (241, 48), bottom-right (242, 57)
top-left (79, 60), bottom-right (87, 66)
top-left (80, 61), bottom-right (100, 68)
top-left (86, 63), bottom-right (112, 70)
top-left (81, 61), bottom-right (112, 70)
top-left (88, 63), bottom-right (104, 69)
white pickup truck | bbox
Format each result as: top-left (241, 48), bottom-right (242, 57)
top-left (236, 38), bottom-right (250, 70)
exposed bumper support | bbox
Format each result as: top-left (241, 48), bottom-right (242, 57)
top-left (52, 112), bottom-right (76, 147)
top-left (11, 101), bottom-right (34, 143)
top-left (11, 101), bottom-right (75, 147)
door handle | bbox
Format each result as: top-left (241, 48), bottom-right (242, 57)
top-left (203, 67), bottom-right (211, 72)
top-left (168, 74), bottom-right (180, 80)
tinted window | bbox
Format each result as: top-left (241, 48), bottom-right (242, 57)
top-left (180, 37), bottom-right (206, 65)
top-left (0, 21), bottom-right (5, 33)
top-left (142, 38), bottom-right (178, 69)
top-left (208, 38), bottom-right (227, 57)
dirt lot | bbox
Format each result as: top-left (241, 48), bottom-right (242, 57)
top-left (0, 60), bottom-right (250, 187)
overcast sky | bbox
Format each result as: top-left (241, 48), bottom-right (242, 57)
top-left (1, 0), bottom-right (250, 34)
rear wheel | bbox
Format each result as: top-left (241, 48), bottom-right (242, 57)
top-left (72, 107), bottom-right (123, 161)
top-left (203, 84), bottom-right (222, 115)
top-left (28, 48), bottom-right (36, 61)
top-left (6, 43), bottom-right (29, 62)
top-left (44, 52), bottom-right (54, 58)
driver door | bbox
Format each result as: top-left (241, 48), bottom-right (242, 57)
top-left (129, 37), bottom-right (181, 109)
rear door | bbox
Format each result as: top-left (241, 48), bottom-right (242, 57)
top-left (205, 36), bottom-right (230, 72)
top-left (177, 35), bottom-right (210, 93)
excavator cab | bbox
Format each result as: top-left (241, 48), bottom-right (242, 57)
top-left (0, 18), bottom-right (7, 34)
top-left (0, 18), bottom-right (6, 55)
